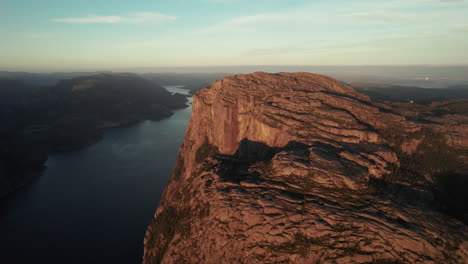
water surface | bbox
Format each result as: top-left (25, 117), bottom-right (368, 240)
top-left (0, 86), bottom-right (191, 263)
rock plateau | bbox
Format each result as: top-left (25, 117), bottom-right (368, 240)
top-left (144, 72), bottom-right (468, 264)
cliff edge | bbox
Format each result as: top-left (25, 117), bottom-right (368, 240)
top-left (143, 72), bottom-right (468, 264)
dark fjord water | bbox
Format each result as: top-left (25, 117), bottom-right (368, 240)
top-left (0, 86), bottom-right (191, 263)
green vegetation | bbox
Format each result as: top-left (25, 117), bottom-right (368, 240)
top-left (352, 83), bottom-right (468, 104)
top-left (379, 126), bottom-right (467, 224)
top-left (434, 172), bottom-right (468, 224)
top-left (433, 99), bottom-right (468, 116)
top-left (380, 127), bottom-right (464, 184)
top-left (412, 130), bottom-right (463, 175)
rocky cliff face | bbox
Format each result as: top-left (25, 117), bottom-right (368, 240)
top-left (143, 72), bottom-right (468, 264)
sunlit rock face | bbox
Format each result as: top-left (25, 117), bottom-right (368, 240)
top-left (143, 72), bottom-right (468, 264)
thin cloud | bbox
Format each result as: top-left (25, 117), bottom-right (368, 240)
top-left (25, 33), bottom-right (51, 39)
top-left (198, 12), bottom-right (313, 33)
top-left (451, 24), bottom-right (468, 32)
top-left (229, 13), bottom-right (300, 25)
top-left (348, 11), bottom-right (414, 23)
top-left (203, 0), bottom-right (238, 2)
top-left (52, 12), bottom-right (177, 24)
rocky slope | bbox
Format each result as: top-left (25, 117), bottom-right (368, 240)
top-left (143, 72), bottom-right (468, 264)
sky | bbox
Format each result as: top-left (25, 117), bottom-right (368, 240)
top-left (1, 0), bottom-right (468, 71)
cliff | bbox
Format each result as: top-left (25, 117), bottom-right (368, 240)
top-left (143, 72), bottom-right (468, 264)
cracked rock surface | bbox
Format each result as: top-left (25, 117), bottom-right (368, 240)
top-left (143, 72), bottom-right (468, 264)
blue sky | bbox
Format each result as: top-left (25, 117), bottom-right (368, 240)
top-left (1, 0), bottom-right (468, 71)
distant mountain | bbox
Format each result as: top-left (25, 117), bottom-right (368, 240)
top-left (448, 84), bottom-right (468, 90)
top-left (0, 71), bottom-right (112, 87)
top-left (141, 73), bottom-right (231, 91)
top-left (23, 73), bottom-right (188, 152)
top-left (351, 82), bottom-right (468, 103)
top-left (0, 78), bottom-right (39, 135)
top-left (0, 73), bottom-right (188, 198)
top-left (27, 73), bottom-right (186, 125)
top-left (0, 78), bottom-right (36, 106)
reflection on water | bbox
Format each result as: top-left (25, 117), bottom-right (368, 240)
top-left (0, 86), bottom-right (192, 263)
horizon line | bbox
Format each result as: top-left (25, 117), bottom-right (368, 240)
top-left (2, 64), bottom-right (468, 74)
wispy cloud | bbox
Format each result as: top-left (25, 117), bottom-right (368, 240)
top-left (52, 12), bottom-right (177, 24)
top-left (24, 33), bottom-right (51, 39)
top-left (203, 0), bottom-right (238, 2)
top-left (198, 12), bottom-right (314, 33)
top-left (451, 24), bottom-right (468, 32)
top-left (197, 0), bottom-right (468, 34)
top-left (228, 13), bottom-right (301, 25)
top-left (380, 0), bottom-right (466, 8)
top-left (348, 11), bottom-right (413, 23)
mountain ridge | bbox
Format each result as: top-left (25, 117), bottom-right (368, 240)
top-left (0, 73), bottom-right (188, 198)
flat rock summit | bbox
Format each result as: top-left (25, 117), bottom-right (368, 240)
top-left (143, 72), bottom-right (468, 263)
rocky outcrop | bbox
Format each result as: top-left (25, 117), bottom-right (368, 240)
top-left (143, 72), bottom-right (468, 264)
